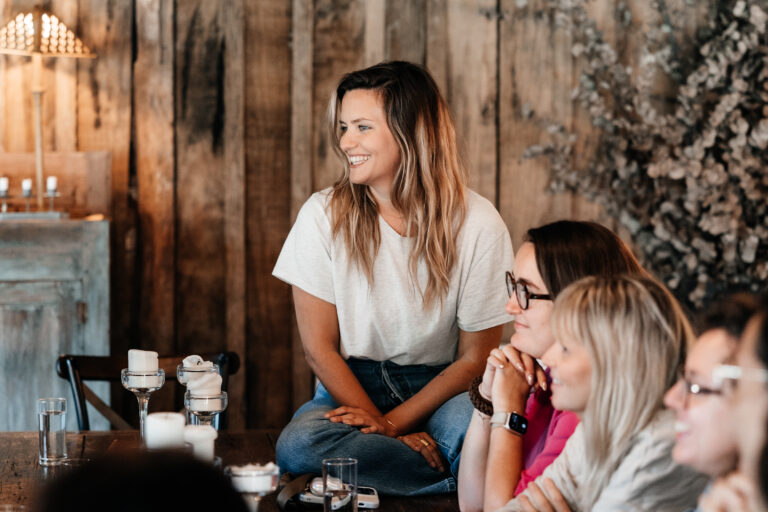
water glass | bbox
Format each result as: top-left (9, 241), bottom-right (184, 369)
top-left (322, 458), bottom-right (357, 512)
top-left (37, 397), bottom-right (67, 466)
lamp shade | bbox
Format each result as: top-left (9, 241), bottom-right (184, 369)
top-left (0, 7), bottom-right (94, 58)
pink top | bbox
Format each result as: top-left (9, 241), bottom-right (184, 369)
top-left (513, 384), bottom-right (579, 496)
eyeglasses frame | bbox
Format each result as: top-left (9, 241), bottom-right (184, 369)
top-left (505, 271), bottom-right (552, 310)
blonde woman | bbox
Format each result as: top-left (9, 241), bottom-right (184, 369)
top-left (498, 275), bottom-right (708, 511)
top-left (273, 61), bottom-right (513, 495)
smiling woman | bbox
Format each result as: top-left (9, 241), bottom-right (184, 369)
top-left (272, 61), bottom-right (514, 495)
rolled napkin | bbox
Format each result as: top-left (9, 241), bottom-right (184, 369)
top-left (145, 412), bottom-right (185, 450)
top-left (128, 349), bottom-right (159, 371)
top-left (187, 372), bottom-right (222, 396)
top-left (229, 462), bottom-right (280, 493)
top-left (184, 425), bottom-right (218, 462)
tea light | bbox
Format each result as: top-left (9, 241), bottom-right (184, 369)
top-left (229, 463), bottom-right (280, 493)
top-left (184, 425), bottom-right (218, 462)
top-left (21, 179), bottom-right (32, 193)
top-left (0, 177), bottom-right (8, 193)
top-left (145, 412), bottom-right (186, 450)
top-left (187, 372), bottom-right (222, 396)
top-left (46, 176), bottom-right (57, 193)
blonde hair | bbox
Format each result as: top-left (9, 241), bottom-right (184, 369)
top-left (327, 61), bottom-right (467, 308)
top-left (551, 275), bottom-right (694, 509)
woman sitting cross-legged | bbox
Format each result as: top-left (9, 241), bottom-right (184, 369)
top-left (272, 61), bottom-right (513, 495)
top-left (497, 275), bottom-right (708, 511)
top-left (458, 220), bottom-right (646, 512)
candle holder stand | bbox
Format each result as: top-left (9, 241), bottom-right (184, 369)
top-left (45, 190), bottom-right (60, 212)
top-left (176, 363), bottom-right (220, 425)
top-left (225, 464), bottom-right (280, 512)
top-left (184, 391), bottom-right (228, 428)
top-left (0, 191), bottom-right (8, 213)
top-left (121, 369), bottom-right (166, 443)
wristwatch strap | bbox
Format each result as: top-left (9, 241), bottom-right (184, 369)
top-left (490, 411), bottom-right (528, 435)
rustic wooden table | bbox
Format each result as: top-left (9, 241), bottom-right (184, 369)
top-left (0, 430), bottom-right (459, 511)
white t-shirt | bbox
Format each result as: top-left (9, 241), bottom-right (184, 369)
top-left (272, 188), bottom-right (513, 366)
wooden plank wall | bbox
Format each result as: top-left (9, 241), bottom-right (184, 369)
top-left (0, 0), bottom-right (706, 428)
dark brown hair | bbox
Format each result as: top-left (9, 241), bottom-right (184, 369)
top-left (525, 220), bottom-right (646, 298)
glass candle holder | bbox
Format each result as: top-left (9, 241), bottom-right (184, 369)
top-left (225, 462), bottom-right (279, 512)
top-left (120, 369), bottom-right (165, 443)
top-left (184, 391), bottom-right (228, 427)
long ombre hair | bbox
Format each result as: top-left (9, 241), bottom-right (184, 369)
top-left (551, 275), bottom-right (694, 509)
top-left (327, 61), bottom-right (467, 307)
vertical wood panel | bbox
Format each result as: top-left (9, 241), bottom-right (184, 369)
top-left (174, 1), bottom-right (227, 355)
top-left (289, 0), bottom-right (315, 411)
top-left (75, 0), bottom-right (134, 418)
top-left (312, 0), bottom-right (364, 190)
top-left (245, 0), bottom-right (294, 427)
top-left (222, 0), bottom-right (246, 429)
top-left (133, 0), bottom-right (174, 416)
top-left (363, 0), bottom-right (385, 66)
top-left (50, 0), bottom-right (78, 152)
top-left (427, 0), bottom-right (498, 203)
top-left (498, 0), bottom-right (602, 249)
top-left (385, 0), bottom-right (426, 64)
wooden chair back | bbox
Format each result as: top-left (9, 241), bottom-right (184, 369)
top-left (56, 352), bottom-right (240, 431)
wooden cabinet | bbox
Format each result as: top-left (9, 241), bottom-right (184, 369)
top-left (0, 220), bottom-right (109, 431)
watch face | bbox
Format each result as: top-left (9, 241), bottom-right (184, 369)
top-left (509, 414), bottom-right (528, 434)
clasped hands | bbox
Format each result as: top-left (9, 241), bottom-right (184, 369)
top-left (323, 406), bottom-right (445, 472)
top-left (480, 344), bottom-right (548, 410)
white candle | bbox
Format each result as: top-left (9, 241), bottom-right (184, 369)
top-left (145, 412), bottom-right (186, 450)
top-left (128, 349), bottom-right (159, 371)
top-left (183, 425), bottom-right (218, 462)
top-left (0, 178), bottom-right (8, 192)
top-left (21, 179), bottom-right (32, 192)
top-left (46, 176), bottom-right (57, 192)
top-left (229, 463), bottom-right (280, 493)
top-left (187, 372), bottom-right (222, 395)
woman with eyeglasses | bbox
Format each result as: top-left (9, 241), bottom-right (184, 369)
top-left (662, 293), bottom-right (758, 511)
top-left (458, 220), bottom-right (646, 512)
top-left (497, 275), bottom-right (708, 511)
top-left (699, 298), bottom-right (768, 512)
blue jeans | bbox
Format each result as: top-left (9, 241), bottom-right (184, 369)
top-left (275, 358), bottom-right (473, 496)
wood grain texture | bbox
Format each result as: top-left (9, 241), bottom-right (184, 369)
top-left (0, 152), bottom-right (111, 217)
top-left (385, 0), bottom-right (426, 64)
top-left (427, 0), bottom-right (499, 203)
top-left (245, 0), bottom-right (297, 426)
top-left (289, 0), bottom-right (316, 411)
top-left (133, 0), bottom-right (176, 413)
top-left (0, 220), bottom-right (109, 431)
top-left (222, 0), bottom-right (247, 429)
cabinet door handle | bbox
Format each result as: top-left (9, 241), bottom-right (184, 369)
top-left (77, 301), bottom-right (88, 324)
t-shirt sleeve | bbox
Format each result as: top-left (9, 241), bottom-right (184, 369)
top-left (272, 193), bottom-right (336, 304)
top-left (514, 410), bottom-right (580, 495)
top-left (456, 216), bottom-right (515, 332)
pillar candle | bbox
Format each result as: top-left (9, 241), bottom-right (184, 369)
top-left (21, 179), bottom-right (32, 192)
top-left (46, 176), bottom-right (57, 192)
top-left (0, 178), bottom-right (8, 192)
top-left (183, 425), bottom-right (218, 462)
top-left (187, 372), bottom-right (222, 396)
top-left (128, 349), bottom-right (159, 371)
top-left (145, 412), bottom-right (186, 450)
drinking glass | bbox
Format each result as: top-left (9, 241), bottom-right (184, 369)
top-left (225, 463), bottom-right (280, 512)
top-left (322, 458), bottom-right (357, 512)
top-left (37, 397), bottom-right (67, 466)
top-left (120, 369), bottom-right (165, 442)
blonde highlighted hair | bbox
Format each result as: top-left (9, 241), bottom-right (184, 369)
top-left (327, 61), bottom-right (467, 307)
top-left (551, 275), bottom-right (693, 509)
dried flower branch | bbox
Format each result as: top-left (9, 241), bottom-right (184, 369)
top-left (521, 0), bottom-right (768, 307)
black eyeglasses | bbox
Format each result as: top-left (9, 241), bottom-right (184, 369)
top-left (505, 271), bottom-right (552, 310)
